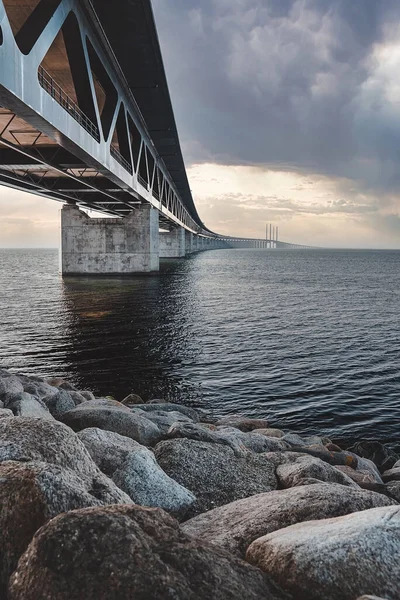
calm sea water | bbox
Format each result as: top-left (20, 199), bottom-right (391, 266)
top-left (1, 248), bottom-right (400, 447)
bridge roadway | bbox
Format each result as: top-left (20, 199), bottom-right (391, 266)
top-left (0, 0), bottom-right (306, 274)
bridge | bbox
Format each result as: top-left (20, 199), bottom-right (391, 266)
top-left (0, 0), bottom-right (306, 274)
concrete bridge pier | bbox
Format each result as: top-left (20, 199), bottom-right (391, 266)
top-left (185, 231), bottom-right (194, 254)
top-left (159, 226), bottom-right (186, 258)
top-left (60, 204), bottom-right (160, 275)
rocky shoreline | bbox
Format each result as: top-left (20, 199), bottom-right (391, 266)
top-left (0, 367), bottom-right (399, 599)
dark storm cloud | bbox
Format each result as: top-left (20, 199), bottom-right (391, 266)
top-left (152, 0), bottom-right (400, 193)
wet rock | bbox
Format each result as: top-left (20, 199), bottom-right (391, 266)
top-left (61, 405), bottom-right (161, 446)
top-left (21, 381), bottom-right (59, 400)
top-left (382, 467), bottom-right (400, 482)
top-left (282, 443), bottom-right (358, 468)
top-left (385, 481), bottom-right (400, 501)
top-left (0, 375), bottom-right (24, 400)
top-left (42, 389), bottom-right (75, 419)
top-left (132, 402), bottom-right (200, 422)
top-left (45, 377), bottom-right (76, 391)
top-left (215, 415), bottom-right (269, 432)
top-left (68, 391), bottom-right (88, 405)
top-left (155, 439), bottom-right (277, 516)
top-left (121, 392), bottom-right (143, 406)
top-left (347, 440), bottom-right (399, 472)
top-left (78, 428), bottom-right (195, 519)
top-left (252, 428), bottom-right (284, 438)
top-left (335, 465), bottom-right (379, 486)
top-left (78, 390), bottom-right (95, 401)
top-left (84, 398), bottom-right (132, 411)
top-left (142, 410), bottom-right (192, 434)
top-left (182, 482), bottom-right (393, 558)
top-left (0, 460), bottom-right (129, 597)
top-left (274, 452), bottom-right (359, 488)
top-left (4, 392), bottom-right (53, 420)
top-left (247, 505), bottom-right (400, 600)
top-left (9, 505), bottom-right (286, 600)
top-left (352, 454), bottom-right (383, 483)
top-left (281, 433), bottom-right (323, 447)
top-left (0, 417), bottom-right (131, 504)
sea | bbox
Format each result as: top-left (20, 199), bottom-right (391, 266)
top-left (1, 247), bottom-right (399, 448)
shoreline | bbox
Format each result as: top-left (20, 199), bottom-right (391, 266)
top-left (0, 367), bottom-right (399, 599)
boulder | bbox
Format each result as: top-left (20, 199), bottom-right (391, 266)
top-left (382, 467), bottom-right (400, 483)
top-left (182, 483), bottom-right (393, 557)
top-left (42, 389), bottom-right (75, 419)
top-left (68, 391), bottom-right (88, 405)
top-left (0, 460), bottom-right (129, 597)
top-left (154, 439), bottom-right (277, 516)
top-left (347, 440), bottom-right (399, 471)
top-left (61, 405), bottom-right (161, 446)
top-left (132, 402), bottom-right (200, 422)
top-left (282, 443), bottom-right (358, 468)
top-left (21, 381), bottom-right (59, 400)
top-left (78, 428), bottom-right (195, 519)
top-left (4, 392), bottom-right (53, 420)
top-left (273, 452), bottom-right (359, 488)
top-left (9, 505), bottom-right (286, 600)
top-left (78, 390), bottom-right (95, 401)
top-left (252, 428), bottom-right (284, 438)
top-left (246, 505), bottom-right (400, 600)
top-left (0, 375), bottom-right (24, 400)
top-left (121, 392), bottom-right (143, 406)
top-left (0, 417), bottom-right (131, 504)
top-left (141, 410), bottom-right (192, 434)
top-left (385, 481), bottom-right (400, 501)
top-left (0, 408), bottom-right (13, 419)
top-left (357, 597), bottom-right (391, 600)
top-left (81, 398), bottom-right (132, 411)
top-left (335, 465), bottom-right (379, 487)
top-left (215, 415), bottom-right (269, 432)
top-left (281, 433), bottom-right (323, 447)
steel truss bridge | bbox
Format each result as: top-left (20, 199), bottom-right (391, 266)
top-left (0, 0), bottom-right (306, 252)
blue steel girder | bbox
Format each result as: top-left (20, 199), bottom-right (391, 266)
top-left (0, 0), bottom-right (207, 235)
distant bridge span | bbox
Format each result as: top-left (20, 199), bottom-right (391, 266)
top-left (0, 0), bottom-right (307, 273)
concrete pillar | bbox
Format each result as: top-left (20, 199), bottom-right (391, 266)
top-left (185, 231), bottom-right (194, 254)
top-left (61, 203), bottom-right (159, 274)
top-left (159, 226), bottom-right (186, 258)
top-left (192, 235), bottom-right (199, 252)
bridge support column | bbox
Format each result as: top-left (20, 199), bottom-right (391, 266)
top-left (159, 227), bottom-right (186, 258)
top-left (61, 204), bottom-right (159, 275)
top-left (185, 231), bottom-right (194, 254)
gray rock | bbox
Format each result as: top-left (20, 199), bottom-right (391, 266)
top-left (82, 398), bottom-right (132, 411)
top-left (281, 433), bottom-right (323, 447)
top-left (141, 410), bottom-right (192, 434)
top-left (357, 597), bottom-right (391, 600)
top-left (0, 460), bottom-right (130, 597)
top-left (121, 392), bottom-right (143, 406)
top-left (252, 428), bottom-right (284, 438)
top-left (4, 392), bottom-right (53, 420)
top-left (274, 452), bottom-right (359, 488)
top-left (247, 505), bottom-right (400, 600)
top-left (62, 405), bottom-right (161, 446)
top-left (382, 467), bottom-right (400, 482)
top-left (385, 481), bottom-right (400, 501)
top-left (335, 465), bottom-right (380, 486)
top-left (0, 375), bottom-right (24, 401)
top-left (68, 391), bottom-right (89, 405)
top-left (154, 439), bottom-right (277, 516)
top-left (0, 408), bottom-right (13, 419)
top-left (113, 452), bottom-right (196, 519)
top-left (21, 381), bottom-right (59, 400)
top-left (0, 417), bottom-right (131, 504)
top-left (347, 440), bottom-right (399, 471)
top-left (78, 390), bottom-right (95, 401)
top-left (78, 427), bottom-right (196, 519)
top-left (42, 389), bottom-right (75, 419)
top-left (215, 415), bottom-right (269, 431)
top-left (182, 482), bottom-right (394, 558)
top-left (132, 402), bottom-right (200, 422)
top-left (353, 454), bottom-right (383, 483)
top-left (9, 505), bottom-right (287, 600)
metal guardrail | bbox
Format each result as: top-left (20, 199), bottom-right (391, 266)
top-left (38, 66), bottom-right (100, 142)
top-left (110, 144), bottom-right (133, 174)
top-left (137, 174), bottom-right (148, 189)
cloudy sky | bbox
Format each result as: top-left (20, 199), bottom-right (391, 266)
top-left (2, 0), bottom-right (400, 247)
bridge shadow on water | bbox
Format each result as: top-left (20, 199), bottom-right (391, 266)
top-left (60, 257), bottom-right (204, 404)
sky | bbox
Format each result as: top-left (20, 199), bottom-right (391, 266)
top-left (2, 0), bottom-right (400, 247)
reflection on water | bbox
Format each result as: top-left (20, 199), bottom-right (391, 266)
top-left (1, 248), bottom-right (400, 447)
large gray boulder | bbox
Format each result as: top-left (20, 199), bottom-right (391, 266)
top-left (0, 460), bottom-right (131, 597)
top-left (4, 392), bottom-right (53, 420)
top-left (0, 374), bottom-right (24, 401)
top-left (215, 415), bottom-right (269, 431)
top-left (61, 405), bottom-right (161, 445)
top-left (182, 483), bottom-right (395, 557)
top-left (154, 439), bottom-right (277, 516)
top-left (42, 389), bottom-right (75, 419)
top-left (140, 410), bottom-right (193, 434)
top-left (246, 505), bottom-right (400, 600)
top-left (78, 428), bottom-right (195, 519)
top-left (0, 417), bottom-right (131, 504)
top-left (9, 505), bottom-right (287, 600)
top-left (132, 402), bottom-right (200, 422)
top-left (273, 452), bottom-right (359, 488)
